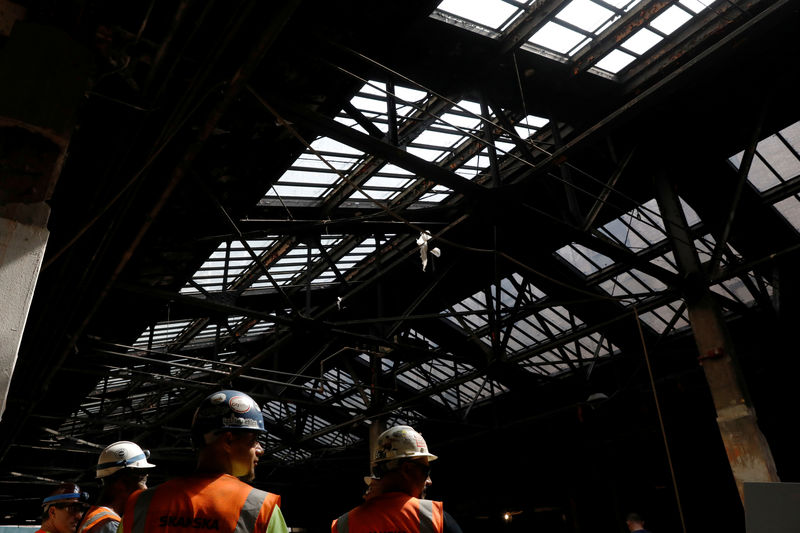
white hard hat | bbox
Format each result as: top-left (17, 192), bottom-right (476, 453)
top-left (96, 441), bottom-right (156, 478)
top-left (372, 425), bottom-right (437, 472)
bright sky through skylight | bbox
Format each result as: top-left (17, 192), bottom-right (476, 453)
top-left (556, 0), bottom-right (615, 33)
top-left (650, 5), bottom-right (693, 34)
top-left (621, 28), bottom-right (662, 55)
top-left (528, 21), bottom-right (586, 55)
top-left (436, 0), bottom-right (519, 30)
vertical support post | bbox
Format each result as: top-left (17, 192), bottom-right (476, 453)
top-left (480, 99), bottom-right (501, 188)
top-left (0, 22), bottom-right (88, 420)
top-left (654, 173), bottom-right (779, 503)
top-left (386, 80), bottom-right (398, 147)
top-left (368, 417), bottom-right (387, 476)
top-left (0, 204), bottom-right (50, 420)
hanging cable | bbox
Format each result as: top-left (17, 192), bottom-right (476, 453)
top-left (633, 306), bottom-right (688, 533)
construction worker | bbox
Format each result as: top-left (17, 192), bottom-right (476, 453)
top-left (121, 390), bottom-right (287, 533)
top-left (38, 482), bottom-right (90, 533)
top-left (332, 425), bottom-right (464, 533)
top-left (77, 441), bottom-right (156, 533)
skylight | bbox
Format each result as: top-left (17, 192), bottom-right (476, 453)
top-left (261, 80), bottom-right (433, 209)
top-left (593, 0), bottom-right (716, 75)
top-left (638, 300), bottom-right (690, 334)
top-left (250, 236), bottom-right (344, 289)
top-left (132, 319), bottom-right (193, 351)
top-left (729, 120), bottom-right (800, 231)
top-left (433, 0), bottom-right (723, 79)
top-left (181, 238), bottom-right (277, 295)
top-left (555, 242), bottom-right (614, 276)
top-left (435, 0), bottom-right (522, 32)
top-left (597, 198), bottom-right (700, 252)
top-left (395, 359), bottom-right (508, 411)
top-left (519, 331), bottom-right (617, 376)
top-left (443, 274), bottom-right (587, 355)
top-left (406, 100), bottom-right (484, 164)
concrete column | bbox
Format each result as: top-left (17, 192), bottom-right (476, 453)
top-left (0, 20), bottom-right (89, 418)
top-left (0, 204), bottom-right (49, 420)
top-left (654, 174), bottom-right (779, 503)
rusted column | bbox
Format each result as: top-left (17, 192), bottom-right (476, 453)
top-left (654, 173), bottom-right (779, 503)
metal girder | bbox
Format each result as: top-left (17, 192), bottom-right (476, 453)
top-left (260, 93), bottom-right (487, 200)
top-left (499, 0), bottom-right (569, 55)
top-left (569, 0), bottom-right (674, 76)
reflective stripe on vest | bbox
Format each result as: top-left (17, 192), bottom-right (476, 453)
top-left (132, 488), bottom-right (157, 533)
top-left (334, 512), bottom-right (348, 533)
top-left (130, 484), bottom-right (271, 533)
top-left (79, 509), bottom-right (119, 533)
top-left (335, 499), bottom-right (438, 533)
top-left (233, 488), bottom-right (269, 533)
top-left (419, 500), bottom-right (435, 533)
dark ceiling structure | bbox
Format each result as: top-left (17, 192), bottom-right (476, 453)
top-left (2, 0), bottom-right (800, 531)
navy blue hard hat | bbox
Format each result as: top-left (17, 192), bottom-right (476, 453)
top-left (191, 390), bottom-right (266, 445)
top-left (42, 482), bottom-right (89, 509)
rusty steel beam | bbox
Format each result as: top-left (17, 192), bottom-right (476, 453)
top-left (499, 0), bottom-right (569, 55)
top-left (655, 172), bottom-right (779, 503)
top-left (569, 0), bottom-right (674, 76)
top-left (622, 0), bottom-right (775, 88)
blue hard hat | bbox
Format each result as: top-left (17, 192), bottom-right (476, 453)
top-left (191, 390), bottom-right (266, 445)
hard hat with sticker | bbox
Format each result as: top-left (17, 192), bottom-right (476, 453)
top-left (192, 390), bottom-right (266, 446)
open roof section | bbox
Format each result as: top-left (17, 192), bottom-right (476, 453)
top-left (432, 0), bottom-right (725, 78)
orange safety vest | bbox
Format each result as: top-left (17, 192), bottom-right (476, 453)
top-left (332, 492), bottom-right (443, 533)
top-left (122, 474), bottom-right (280, 533)
top-left (77, 506), bottom-right (121, 533)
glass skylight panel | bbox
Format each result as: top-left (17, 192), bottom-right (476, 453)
top-left (435, 0), bottom-right (521, 31)
top-left (132, 320), bottom-right (193, 351)
top-left (357, 352), bottom-right (394, 372)
top-left (597, 268), bottom-right (667, 304)
top-left (556, 0), bottom-right (616, 34)
top-left (309, 368), bottom-right (356, 401)
top-left (265, 138), bottom-right (363, 203)
top-left (527, 21), bottom-right (587, 55)
top-left (638, 301), bottom-right (690, 334)
top-left (262, 400), bottom-right (295, 425)
top-left (312, 235), bottom-right (397, 286)
top-left (250, 236), bottom-right (343, 288)
top-left (730, 121), bottom-right (800, 193)
top-left (520, 332), bottom-right (617, 376)
top-left (679, 0), bottom-right (712, 14)
top-left (650, 5), bottom-right (693, 35)
top-left (598, 198), bottom-right (700, 252)
top-left (405, 328), bottom-right (439, 349)
top-left (395, 359), bottom-right (509, 409)
top-left (514, 114), bottom-right (550, 140)
top-left (396, 358), bottom-right (459, 390)
top-left (711, 277), bottom-right (757, 306)
top-left (432, 376), bottom-right (509, 410)
top-left (555, 243), bottom-right (614, 276)
top-left (347, 164), bottom-right (415, 202)
top-left (773, 196), bottom-right (800, 232)
top-left (621, 28), bottom-right (662, 55)
top-left (181, 239), bottom-right (277, 295)
top-left (594, 49), bottom-right (637, 74)
top-left (415, 184), bottom-right (453, 206)
top-left (238, 319), bottom-right (274, 340)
